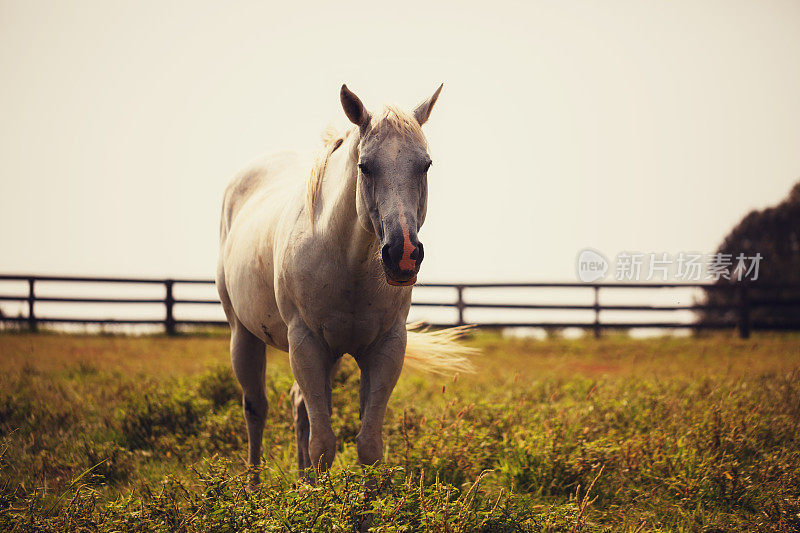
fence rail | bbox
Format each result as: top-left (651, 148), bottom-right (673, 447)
top-left (1, 274), bottom-right (800, 338)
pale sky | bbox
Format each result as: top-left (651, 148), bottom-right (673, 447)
top-left (2, 0), bottom-right (800, 287)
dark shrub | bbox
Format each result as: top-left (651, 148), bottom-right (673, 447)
top-left (197, 364), bottom-right (239, 409)
top-left (117, 389), bottom-right (209, 449)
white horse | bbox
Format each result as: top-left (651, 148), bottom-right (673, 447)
top-left (216, 84), bottom-right (474, 478)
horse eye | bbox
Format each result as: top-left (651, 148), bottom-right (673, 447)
top-left (358, 162), bottom-right (371, 175)
top-left (423, 160), bottom-right (432, 172)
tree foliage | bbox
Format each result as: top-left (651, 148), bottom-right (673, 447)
top-left (701, 181), bottom-right (800, 327)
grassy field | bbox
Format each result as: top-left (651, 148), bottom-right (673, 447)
top-left (1, 331), bottom-right (799, 531)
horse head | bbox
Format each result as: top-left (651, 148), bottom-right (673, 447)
top-left (340, 84), bottom-right (442, 286)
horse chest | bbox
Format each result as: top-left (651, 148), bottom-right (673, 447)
top-left (291, 274), bottom-right (409, 354)
top-left (275, 216), bottom-right (412, 354)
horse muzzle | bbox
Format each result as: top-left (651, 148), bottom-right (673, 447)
top-left (381, 238), bottom-right (424, 287)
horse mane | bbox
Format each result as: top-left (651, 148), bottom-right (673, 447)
top-left (306, 105), bottom-right (426, 225)
top-left (306, 126), bottom-right (345, 226)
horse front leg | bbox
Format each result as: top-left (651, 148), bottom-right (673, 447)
top-left (355, 321), bottom-right (405, 469)
top-left (353, 322), bottom-right (405, 532)
top-left (291, 358), bottom-right (341, 479)
top-left (288, 323), bottom-right (338, 476)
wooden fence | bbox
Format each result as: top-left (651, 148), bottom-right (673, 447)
top-left (1, 275), bottom-right (799, 338)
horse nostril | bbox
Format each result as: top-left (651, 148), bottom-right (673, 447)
top-left (381, 243), bottom-right (393, 267)
top-left (413, 242), bottom-right (424, 264)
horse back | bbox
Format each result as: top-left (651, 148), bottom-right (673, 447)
top-left (217, 151), bottom-right (307, 349)
top-left (220, 151), bottom-right (305, 242)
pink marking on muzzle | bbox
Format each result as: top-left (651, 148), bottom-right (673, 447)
top-left (396, 198), bottom-right (416, 272)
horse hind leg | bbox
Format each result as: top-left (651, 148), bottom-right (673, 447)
top-left (290, 382), bottom-right (312, 475)
top-left (230, 320), bottom-right (268, 478)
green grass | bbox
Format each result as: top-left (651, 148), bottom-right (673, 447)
top-left (1, 332), bottom-right (799, 531)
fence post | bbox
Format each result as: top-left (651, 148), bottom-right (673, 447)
top-left (455, 285), bottom-right (465, 326)
top-left (738, 284), bottom-right (750, 339)
top-left (27, 277), bottom-right (37, 333)
top-left (164, 279), bottom-right (176, 336)
top-left (593, 285), bottom-right (601, 339)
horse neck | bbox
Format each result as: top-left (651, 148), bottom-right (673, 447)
top-left (317, 132), bottom-right (380, 268)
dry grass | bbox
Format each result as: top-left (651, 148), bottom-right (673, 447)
top-left (1, 331), bottom-right (799, 531)
top-left (4, 331), bottom-right (795, 378)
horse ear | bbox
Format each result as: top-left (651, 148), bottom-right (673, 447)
top-left (413, 83), bottom-right (443, 126)
top-left (340, 85), bottom-right (370, 129)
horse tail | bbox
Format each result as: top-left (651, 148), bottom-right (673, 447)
top-left (403, 322), bottom-right (478, 375)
